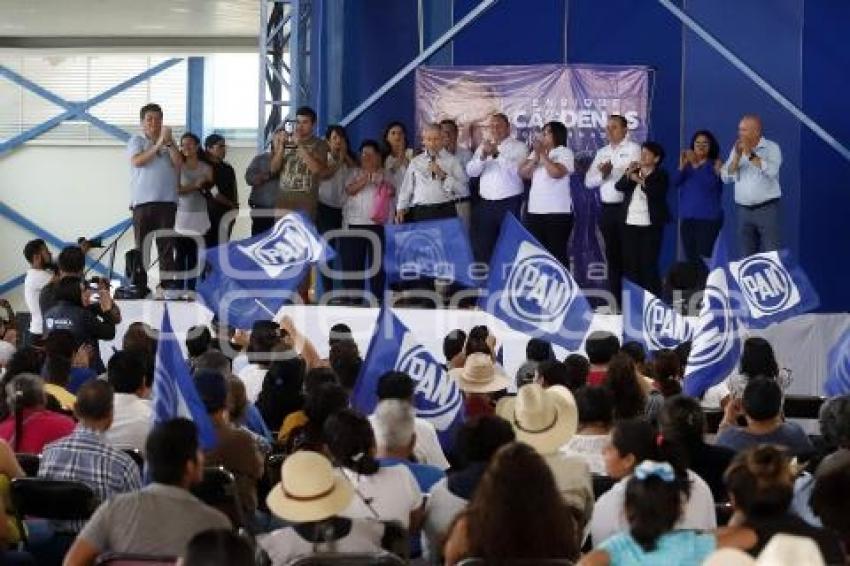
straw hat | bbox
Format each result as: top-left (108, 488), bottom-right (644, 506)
top-left (449, 352), bottom-right (510, 393)
top-left (495, 383), bottom-right (578, 454)
top-left (266, 451), bottom-right (354, 522)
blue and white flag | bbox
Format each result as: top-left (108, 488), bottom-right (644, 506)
top-left (727, 250), bottom-right (819, 329)
top-left (482, 213), bottom-right (592, 351)
top-left (825, 327), bottom-right (850, 396)
top-left (384, 218), bottom-right (479, 288)
top-left (622, 278), bottom-right (693, 353)
top-left (151, 305), bottom-right (217, 450)
top-left (196, 212), bottom-right (335, 329)
top-left (683, 237), bottom-right (744, 398)
top-left (352, 308), bottom-right (465, 450)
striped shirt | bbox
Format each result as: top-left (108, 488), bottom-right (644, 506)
top-left (39, 426), bottom-right (141, 532)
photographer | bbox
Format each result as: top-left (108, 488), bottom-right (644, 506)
top-left (42, 276), bottom-right (120, 373)
top-left (23, 238), bottom-right (53, 345)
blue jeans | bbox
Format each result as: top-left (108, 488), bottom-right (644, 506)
top-left (737, 200), bottom-right (780, 256)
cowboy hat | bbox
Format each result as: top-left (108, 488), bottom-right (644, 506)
top-left (449, 352), bottom-right (510, 393)
top-left (266, 451), bottom-right (354, 522)
top-left (495, 383), bottom-right (578, 454)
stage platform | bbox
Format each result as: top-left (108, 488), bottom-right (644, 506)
top-left (101, 300), bottom-right (849, 398)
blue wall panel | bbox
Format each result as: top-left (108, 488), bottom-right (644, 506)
top-left (800, 1), bottom-right (850, 312)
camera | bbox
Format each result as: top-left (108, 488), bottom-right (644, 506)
top-left (78, 236), bottom-right (104, 250)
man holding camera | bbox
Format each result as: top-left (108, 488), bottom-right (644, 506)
top-left (246, 129), bottom-right (286, 236)
top-left (128, 103), bottom-right (182, 289)
top-left (275, 106), bottom-right (329, 221)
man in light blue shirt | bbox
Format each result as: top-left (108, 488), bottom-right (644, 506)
top-left (721, 114), bottom-right (783, 256)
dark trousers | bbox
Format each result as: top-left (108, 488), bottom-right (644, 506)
top-left (408, 201), bottom-right (457, 222)
top-left (599, 203), bottom-right (625, 307)
top-left (681, 217), bottom-right (722, 279)
top-left (524, 212), bottom-right (574, 268)
top-left (174, 235), bottom-right (201, 290)
top-left (206, 210), bottom-right (235, 249)
top-left (316, 202), bottom-right (343, 297)
top-left (251, 209), bottom-right (276, 236)
top-left (471, 195), bottom-right (523, 264)
top-left (132, 202), bottom-right (178, 288)
top-left (340, 224), bottom-right (385, 304)
top-left (623, 224), bottom-right (664, 297)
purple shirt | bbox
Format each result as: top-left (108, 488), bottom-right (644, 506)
top-left (675, 161), bottom-right (723, 220)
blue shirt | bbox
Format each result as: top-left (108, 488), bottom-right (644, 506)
top-left (675, 161), bottom-right (723, 220)
top-left (127, 134), bottom-right (179, 206)
top-left (68, 367), bottom-right (98, 394)
top-left (378, 457), bottom-right (444, 493)
top-left (716, 421), bottom-right (814, 457)
top-left (600, 530), bottom-right (716, 565)
top-left (244, 403), bottom-right (273, 442)
top-left (721, 136), bottom-right (782, 206)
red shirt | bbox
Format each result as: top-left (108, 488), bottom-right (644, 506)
top-left (0, 409), bottom-right (75, 454)
top-left (464, 394), bottom-right (495, 419)
top-left (587, 369), bottom-right (608, 387)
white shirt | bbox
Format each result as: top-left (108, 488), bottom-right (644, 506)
top-left (318, 155), bottom-right (350, 208)
top-left (585, 137), bottom-right (642, 203)
top-left (589, 469), bottom-right (716, 547)
top-left (397, 149), bottom-right (468, 210)
top-left (543, 451), bottom-right (594, 522)
top-left (465, 137), bottom-right (527, 200)
top-left (259, 518), bottom-right (384, 565)
top-left (625, 185), bottom-right (651, 226)
top-left (720, 136), bottom-right (782, 206)
top-left (527, 146), bottom-right (575, 214)
top-left (449, 146), bottom-right (473, 199)
top-left (340, 465), bottom-right (422, 529)
top-left (423, 477), bottom-right (468, 561)
top-left (560, 434), bottom-right (609, 476)
top-left (368, 414), bottom-right (450, 471)
top-left (238, 364), bottom-right (267, 404)
top-left (24, 268), bottom-right (52, 334)
top-left (232, 353), bottom-right (250, 375)
top-left (105, 393), bottom-right (152, 453)
top-left (342, 168), bottom-right (388, 226)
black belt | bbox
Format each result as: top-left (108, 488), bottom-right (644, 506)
top-left (455, 197), bottom-right (471, 204)
top-left (739, 198), bottom-right (780, 211)
top-left (601, 202), bottom-right (622, 208)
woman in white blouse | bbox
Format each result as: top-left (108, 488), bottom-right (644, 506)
top-left (382, 121), bottom-right (413, 190)
top-left (519, 121), bottom-right (575, 267)
top-left (176, 132), bottom-right (213, 290)
top-left (342, 140), bottom-right (393, 305)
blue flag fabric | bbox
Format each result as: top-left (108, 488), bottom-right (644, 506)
top-left (384, 218), bottom-right (479, 288)
top-left (683, 237), bottom-right (744, 398)
top-left (481, 213), bottom-right (592, 351)
top-left (351, 308), bottom-right (465, 450)
top-left (151, 305), bottom-right (217, 450)
top-left (727, 249), bottom-right (819, 329)
top-left (622, 278), bottom-right (693, 353)
top-left (196, 212), bottom-right (335, 329)
top-left (825, 327), bottom-right (850, 396)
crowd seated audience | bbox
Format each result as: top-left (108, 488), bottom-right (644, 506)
top-left (103, 350), bottom-right (152, 453)
top-left (585, 331), bottom-right (621, 387)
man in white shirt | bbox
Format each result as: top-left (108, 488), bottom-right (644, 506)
top-left (440, 119), bottom-right (473, 231)
top-left (585, 115), bottom-right (641, 311)
top-left (22, 238), bottom-right (53, 345)
top-left (396, 123), bottom-right (468, 223)
top-left (105, 350), bottom-right (152, 453)
top-left (720, 114), bottom-right (783, 256)
top-left (465, 113), bottom-right (527, 264)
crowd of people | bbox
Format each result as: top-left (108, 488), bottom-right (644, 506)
top-left (0, 301), bottom-right (845, 565)
top-left (123, 102), bottom-right (783, 310)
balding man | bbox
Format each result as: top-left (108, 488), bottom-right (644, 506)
top-left (396, 123), bottom-right (467, 223)
top-left (721, 114), bottom-right (782, 255)
top-left (465, 113), bottom-right (527, 264)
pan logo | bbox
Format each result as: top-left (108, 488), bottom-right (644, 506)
top-left (735, 255), bottom-right (798, 316)
top-left (642, 297), bottom-right (692, 350)
top-left (237, 215), bottom-right (320, 278)
top-left (396, 337), bottom-right (463, 432)
top-left (396, 228), bottom-right (452, 280)
top-left (501, 241), bottom-right (575, 333)
top-left (687, 282), bottom-right (737, 371)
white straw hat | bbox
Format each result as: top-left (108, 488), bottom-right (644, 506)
top-left (495, 383), bottom-right (578, 454)
top-left (449, 352), bottom-right (510, 393)
top-left (266, 451), bottom-right (354, 522)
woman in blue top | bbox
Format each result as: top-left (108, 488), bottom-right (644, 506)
top-left (579, 460), bottom-right (753, 566)
top-left (675, 130), bottom-right (723, 274)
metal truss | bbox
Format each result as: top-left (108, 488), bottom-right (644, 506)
top-left (257, 0), bottom-right (312, 150)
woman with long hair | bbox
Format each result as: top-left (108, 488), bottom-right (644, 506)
top-left (443, 442), bottom-right (581, 564)
top-left (381, 121), bottom-right (412, 191)
top-left (176, 132), bottom-right (213, 290)
top-left (604, 353), bottom-right (651, 421)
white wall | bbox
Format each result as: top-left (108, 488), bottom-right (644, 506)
top-left (0, 142), bottom-right (258, 312)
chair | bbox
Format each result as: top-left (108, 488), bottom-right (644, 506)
top-left (94, 553), bottom-right (176, 565)
top-left (122, 448), bottom-right (144, 473)
top-left (591, 474), bottom-right (616, 500)
top-left (9, 477), bottom-right (97, 542)
top-left (190, 466), bottom-right (245, 529)
top-left (783, 395), bottom-right (826, 420)
top-left (286, 553), bottom-right (406, 565)
top-left (15, 453), bottom-right (40, 477)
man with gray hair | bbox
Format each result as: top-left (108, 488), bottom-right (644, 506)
top-left (396, 123), bottom-right (468, 223)
top-left (374, 399), bottom-right (444, 491)
top-left (721, 114), bottom-right (783, 255)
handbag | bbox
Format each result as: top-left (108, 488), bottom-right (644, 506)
top-left (369, 179), bottom-right (394, 224)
